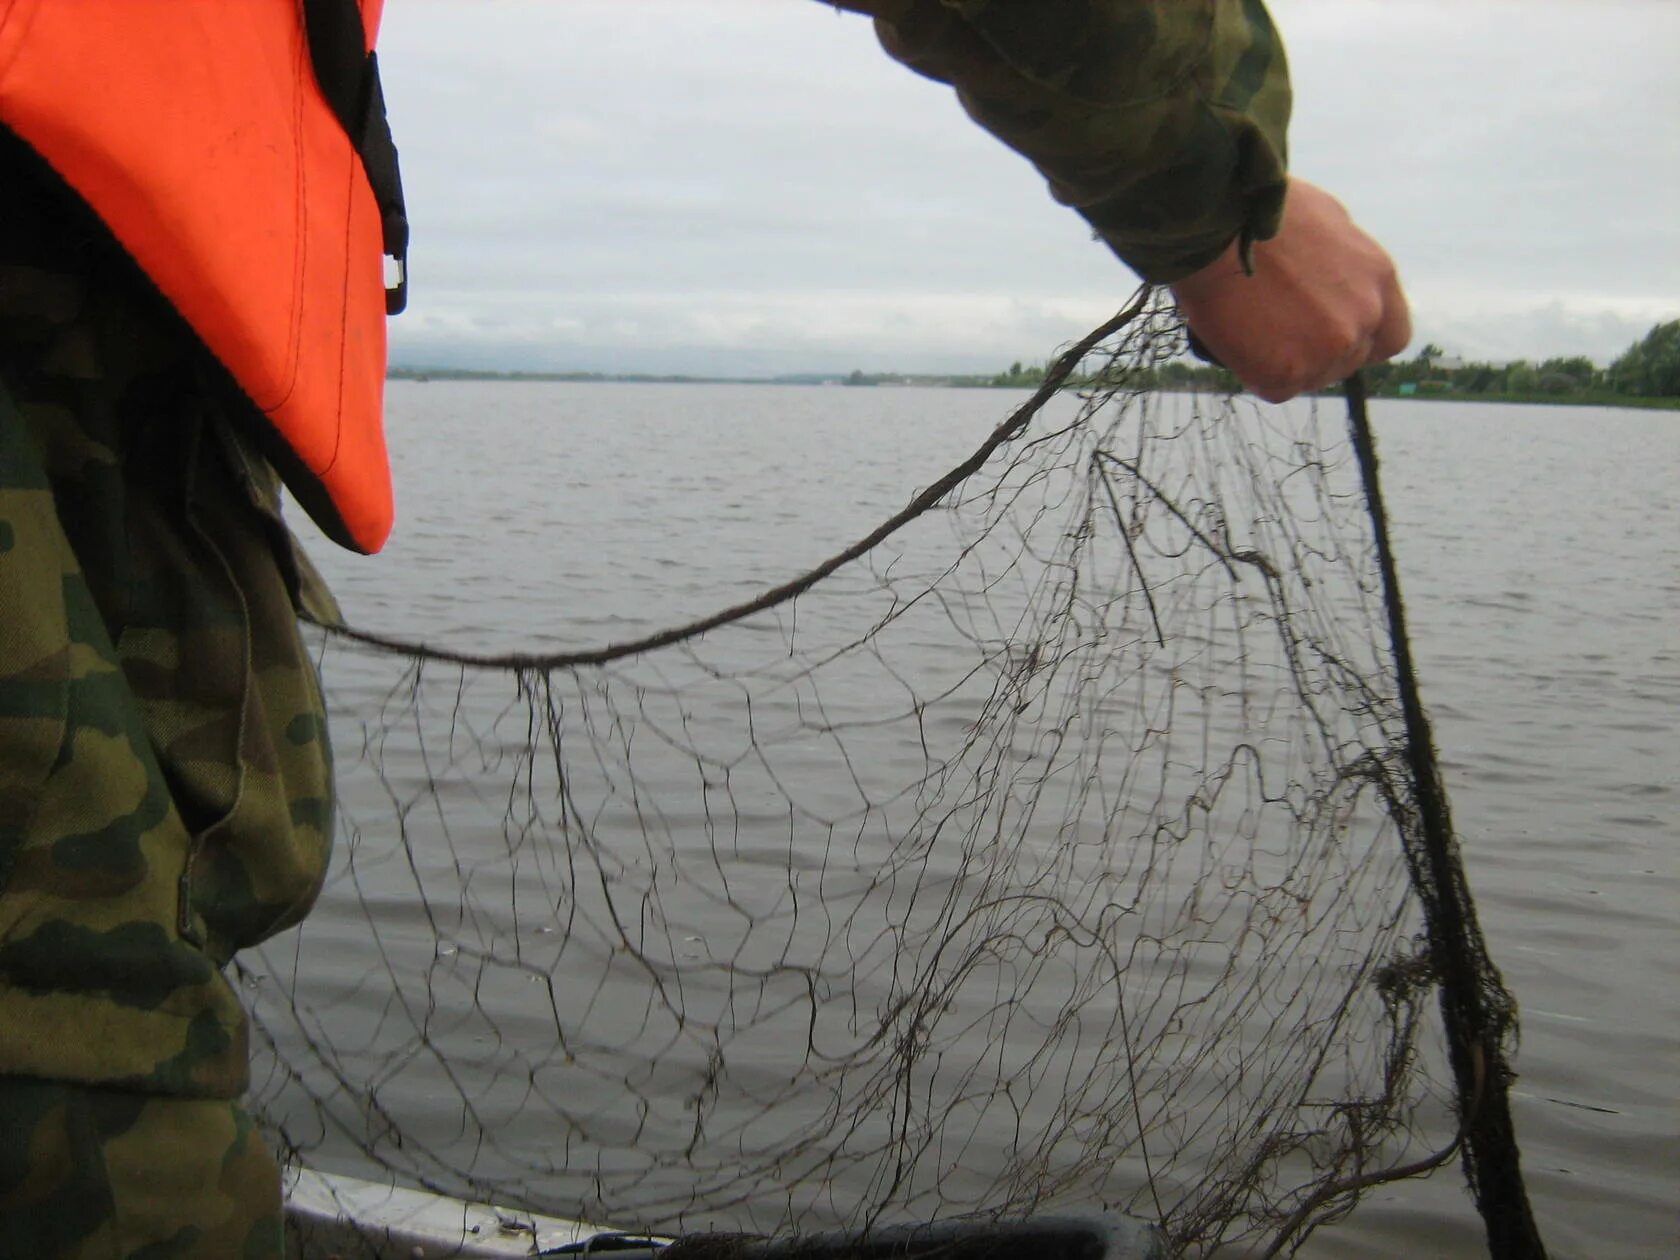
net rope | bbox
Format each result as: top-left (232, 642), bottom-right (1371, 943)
top-left (248, 293), bottom-right (1540, 1256)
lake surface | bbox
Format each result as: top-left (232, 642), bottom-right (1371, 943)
top-left (271, 382), bottom-right (1677, 1258)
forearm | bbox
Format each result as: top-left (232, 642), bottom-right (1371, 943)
top-left (832, 0), bottom-right (1291, 282)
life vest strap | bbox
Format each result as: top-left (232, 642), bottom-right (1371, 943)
top-left (303, 0), bottom-right (409, 315)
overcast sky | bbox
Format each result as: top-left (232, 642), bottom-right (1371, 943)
top-left (378, 0), bottom-right (1679, 376)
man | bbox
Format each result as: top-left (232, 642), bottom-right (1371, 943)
top-left (0, 3), bottom-right (1406, 1256)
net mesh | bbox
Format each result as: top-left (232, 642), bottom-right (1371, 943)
top-left (249, 297), bottom-right (1527, 1255)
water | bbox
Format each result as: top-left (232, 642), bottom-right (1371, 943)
top-left (1336, 399), bottom-right (1679, 1259)
top-left (281, 382), bottom-right (1677, 1258)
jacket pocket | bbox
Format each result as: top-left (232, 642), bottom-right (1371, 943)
top-left (168, 404), bottom-right (335, 962)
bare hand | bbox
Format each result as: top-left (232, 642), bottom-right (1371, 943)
top-left (1168, 179), bottom-right (1411, 402)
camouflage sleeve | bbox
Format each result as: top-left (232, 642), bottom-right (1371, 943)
top-left (832, 0), bottom-right (1292, 283)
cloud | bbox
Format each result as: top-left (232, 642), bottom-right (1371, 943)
top-left (1273, 0), bottom-right (1680, 334)
top-left (1409, 293), bottom-right (1671, 366)
top-left (380, 0), bottom-right (1679, 374)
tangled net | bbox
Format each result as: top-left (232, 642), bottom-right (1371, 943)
top-left (249, 295), bottom-right (1539, 1256)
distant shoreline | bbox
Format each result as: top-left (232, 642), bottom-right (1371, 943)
top-left (387, 367), bottom-right (1679, 410)
top-left (386, 367), bottom-right (1064, 389)
top-left (1358, 388), bottom-right (1680, 411)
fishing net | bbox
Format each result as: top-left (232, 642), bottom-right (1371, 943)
top-left (248, 294), bottom-right (1540, 1256)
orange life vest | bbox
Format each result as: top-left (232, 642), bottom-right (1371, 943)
top-left (0, 0), bottom-right (402, 554)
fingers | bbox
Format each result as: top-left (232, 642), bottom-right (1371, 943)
top-left (1226, 299), bottom-right (1386, 402)
top-left (1308, 265), bottom-right (1409, 395)
top-left (1370, 268), bottom-right (1412, 364)
top-left (1168, 178), bottom-right (1413, 402)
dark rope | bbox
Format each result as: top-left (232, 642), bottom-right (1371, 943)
top-left (307, 292), bottom-right (1151, 669)
top-left (1343, 372), bottom-right (1548, 1259)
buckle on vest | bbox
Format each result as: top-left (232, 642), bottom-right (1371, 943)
top-left (384, 224), bottom-right (408, 316)
top-left (384, 256), bottom-right (406, 316)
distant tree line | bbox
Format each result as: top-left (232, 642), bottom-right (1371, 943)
top-left (1604, 319), bottom-right (1680, 397)
top-left (1359, 321), bottom-right (1679, 401)
top-left (993, 358), bottom-right (1240, 392)
top-left (993, 318), bottom-right (1680, 404)
top-left (1361, 344), bottom-right (1601, 398)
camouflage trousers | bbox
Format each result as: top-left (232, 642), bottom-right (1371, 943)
top-left (0, 143), bottom-right (338, 1253)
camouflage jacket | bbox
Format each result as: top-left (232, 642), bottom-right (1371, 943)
top-left (832, 0), bottom-right (1292, 281)
top-left (0, 134), bottom-right (337, 1097)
